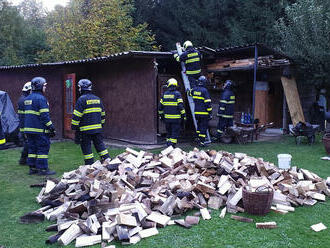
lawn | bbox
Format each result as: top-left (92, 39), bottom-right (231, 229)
top-left (0, 136), bottom-right (329, 248)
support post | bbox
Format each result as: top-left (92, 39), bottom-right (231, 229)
top-left (252, 44), bottom-right (258, 121)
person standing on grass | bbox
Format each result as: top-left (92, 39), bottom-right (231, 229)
top-left (24, 77), bottom-right (56, 175)
top-left (215, 80), bottom-right (235, 140)
top-left (18, 81), bottom-right (31, 165)
top-left (71, 79), bottom-right (111, 165)
top-left (158, 78), bottom-right (186, 147)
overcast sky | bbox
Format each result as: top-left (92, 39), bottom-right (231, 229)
top-left (9, 0), bottom-right (69, 11)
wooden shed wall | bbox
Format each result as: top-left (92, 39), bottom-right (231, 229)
top-left (0, 57), bottom-right (158, 143)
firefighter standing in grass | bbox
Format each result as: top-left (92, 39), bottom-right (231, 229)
top-left (216, 80), bottom-right (235, 139)
top-left (189, 76), bottom-right (212, 147)
top-left (24, 77), bottom-right (56, 175)
top-left (174, 41), bottom-right (202, 88)
top-left (158, 78), bottom-right (186, 147)
top-left (71, 79), bottom-right (110, 165)
top-left (18, 81), bottom-right (31, 165)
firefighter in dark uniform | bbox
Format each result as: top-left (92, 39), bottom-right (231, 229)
top-left (71, 79), bottom-right (110, 165)
top-left (0, 112), bottom-right (6, 147)
top-left (158, 78), bottom-right (186, 147)
top-left (174, 41), bottom-right (202, 88)
top-left (18, 81), bottom-right (31, 165)
top-left (189, 76), bottom-right (212, 147)
top-left (24, 77), bottom-right (56, 175)
top-left (216, 80), bottom-right (235, 138)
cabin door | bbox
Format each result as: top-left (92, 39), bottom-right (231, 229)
top-left (63, 73), bottom-right (76, 139)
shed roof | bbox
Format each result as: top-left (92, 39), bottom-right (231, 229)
top-left (0, 51), bottom-right (172, 70)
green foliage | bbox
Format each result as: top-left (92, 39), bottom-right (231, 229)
top-left (0, 0), bottom-right (48, 66)
top-left (39, 0), bottom-right (156, 62)
top-left (133, 0), bottom-right (293, 50)
top-left (0, 0), bottom-right (25, 65)
top-left (275, 0), bottom-right (330, 85)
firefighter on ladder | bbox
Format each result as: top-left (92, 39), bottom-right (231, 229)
top-left (189, 76), bottom-right (212, 147)
top-left (174, 40), bottom-right (202, 88)
top-left (71, 79), bottom-right (111, 165)
top-left (216, 80), bottom-right (235, 139)
top-left (158, 78), bottom-right (186, 147)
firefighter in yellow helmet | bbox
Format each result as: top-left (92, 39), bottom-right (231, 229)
top-left (158, 78), bottom-right (186, 147)
top-left (174, 41), bottom-right (202, 88)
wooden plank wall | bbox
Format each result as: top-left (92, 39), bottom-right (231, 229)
top-left (281, 76), bottom-right (305, 126)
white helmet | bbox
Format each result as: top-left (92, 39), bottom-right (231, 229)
top-left (183, 40), bottom-right (193, 50)
top-left (22, 81), bottom-right (32, 92)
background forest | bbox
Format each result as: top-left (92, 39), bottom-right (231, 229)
top-left (0, 0), bottom-right (329, 85)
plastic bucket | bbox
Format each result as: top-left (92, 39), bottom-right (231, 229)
top-left (277, 154), bottom-right (292, 169)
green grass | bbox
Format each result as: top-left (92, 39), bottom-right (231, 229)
top-left (0, 137), bottom-right (330, 248)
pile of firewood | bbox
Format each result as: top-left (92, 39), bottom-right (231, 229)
top-left (24, 147), bottom-right (330, 247)
top-left (207, 56), bottom-right (290, 71)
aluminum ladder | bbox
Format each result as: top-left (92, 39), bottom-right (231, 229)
top-left (176, 42), bottom-right (211, 144)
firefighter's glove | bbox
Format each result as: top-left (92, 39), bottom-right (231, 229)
top-left (74, 131), bottom-right (82, 145)
top-left (173, 53), bottom-right (180, 62)
top-left (208, 114), bottom-right (213, 121)
top-left (49, 127), bottom-right (56, 138)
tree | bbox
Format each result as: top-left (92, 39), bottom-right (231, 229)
top-left (0, 0), bottom-right (25, 65)
top-left (39, 0), bottom-right (156, 62)
top-left (275, 0), bottom-right (330, 85)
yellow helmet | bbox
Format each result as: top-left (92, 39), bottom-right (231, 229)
top-left (22, 81), bottom-right (32, 92)
top-left (183, 40), bottom-right (193, 50)
top-left (167, 78), bottom-right (178, 88)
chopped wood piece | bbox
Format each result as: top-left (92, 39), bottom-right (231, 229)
top-left (208, 196), bottom-right (223, 210)
top-left (117, 213), bottom-right (137, 227)
top-left (276, 204), bottom-right (295, 212)
top-left (185, 216), bottom-right (200, 225)
top-left (256, 222), bottom-right (277, 229)
top-left (228, 188), bottom-right (243, 206)
top-left (116, 225), bottom-right (129, 241)
top-left (138, 227), bottom-right (159, 238)
top-left (231, 215), bottom-right (253, 223)
top-left (75, 234), bottom-right (101, 247)
top-left (58, 224), bottom-right (82, 246)
top-left (174, 219), bottom-right (192, 228)
top-left (129, 234), bottom-right (141, 244)
top-left (219, 207), bottom-right (227, 218)
top-left (200, 208), bottom-right (211, 220)
top-left (311, 223), bottom-right (327, 232)
top-left (146, 212), bottom-right (171, 227)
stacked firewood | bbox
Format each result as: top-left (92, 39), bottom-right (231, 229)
top-left (207, 56), bottom-right (290, 70)
top-left (26, 147), bottom-right (330, 247)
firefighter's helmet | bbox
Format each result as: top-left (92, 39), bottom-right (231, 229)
top-left (78, 79), bottom-right (92, 91)
top-left (31, 77), bottom-right (47, 91)
top-left (167, 78), bottom-right (178, 88)
top-left (183, 40), bottom-right (193, 50)
top-left (22, 81), bottom-right (32, 92)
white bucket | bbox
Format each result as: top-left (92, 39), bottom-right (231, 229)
top-left (277, 154), bottom-right (292, 169)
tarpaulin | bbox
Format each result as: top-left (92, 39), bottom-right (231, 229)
top-left (0, 91), bottom-right (19, 134)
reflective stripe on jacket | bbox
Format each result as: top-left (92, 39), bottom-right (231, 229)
top-left (217, 89), bottom-right (235, 118)
top-left (177, 47), bottom-right (202, 75)
top-left (71, 92), bottom-right (105, 134)
top-left (24, 92), bottom-right (54, 134)
top-left (158, 88), bottom-right (186, 123)
top-left (189, 86), bottom-right (212, 117)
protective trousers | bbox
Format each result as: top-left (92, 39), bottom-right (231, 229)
top-left (80, 133), bottom-right (110, 165)
top-left (165, 122), bottom-right (181, 147)
top-left (196, 116), bottom-right (208, 145)
top-left (20, 135), bottom-right (29, 164)
top-left (217, 117), bottom-right (233, 137)
top-left (187, 74), bottom-right (201, 89)
top-left (27, 134), bottom-right (50, 170)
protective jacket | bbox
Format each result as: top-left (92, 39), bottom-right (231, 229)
top-left (176, 47), bottom-right (201, 76)
top-left (71, 92), bottom-right (105, 134)
top-left (18, 93), bottom-right (29, 132)
top-left (0, 115), bottom-right (5, 145)
top-left (217, 88), bottom-right (235, 118)
top-left (24, 92), bottom-right (54, 134)
top-left (158, 87), bottom-right (186, 123)
top-left (189, 86), bottom-right (212, 118)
